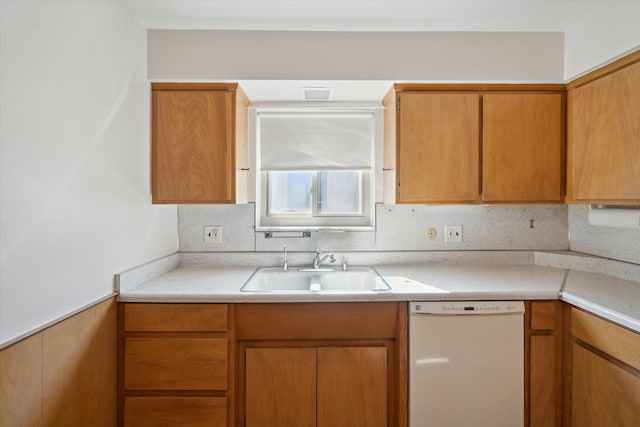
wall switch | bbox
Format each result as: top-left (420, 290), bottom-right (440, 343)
top-left (444, 225), bottom-right (463, 243)
top-left (204, 226), bottom-right (222, 243)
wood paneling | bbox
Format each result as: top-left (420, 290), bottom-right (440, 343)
top-left (124, 337), bottom-right (227, 390)
top-left (397, 92), bottom-right (481, 203)
top-left (483, 93), bottom-right (564, 202)
top-left (152, 87), bottom-right (235, 203)
top-left (124, 396), bottom-right (227, 427)
top-left (93, 298), bottom-right (118, 427)
top-left (571, 343), bottom-right (640, 426)
top-left (8, 298), bottom-right (118, 427)
top-left (0, 334), bottom-right (43, 427)
top-left (245, 347), bottom-right (317, 427)
top-left (235, 302), bottom-right (399, 340)
top-left (571, 308), bottom-right (640, 371)
top-left (530, 336), bottom-right (556, 427)
top-left (568, 60), bottom-right (640, 203)
top-left (43, 305), bottom-right (96, 425)
top-left (317, 346), bottom-right (387, 427)
top-left (124, 303), bottom-right (228, 332)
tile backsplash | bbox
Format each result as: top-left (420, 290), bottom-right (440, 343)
top-left (179, 204), bottom-right (569, 253)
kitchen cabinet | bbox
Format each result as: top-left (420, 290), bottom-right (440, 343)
top-left (385, 85), bottom-right (565, 204)
top-left (525, 301), bottom-right (563, 427)
top-left (151, 83), bottom-right (249, 204)
top-left (119, 303), bottom-right (232, 427)
top-left (567, 52), bottom-right (640, 204)
top-left (394, 91), bottom-right (481, 203)
top-left (235, 302), bottom-right (407, 427)
top-left (564, 306), bottom-right (640, 426)
top-left (483, 93), bottom-right (564, 202)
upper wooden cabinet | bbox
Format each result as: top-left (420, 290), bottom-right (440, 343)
top-left (396, 92), bottom-right (481, 203)
top-left (483, 93), bottom-right (564, 202)
top-left (567, 53), bottom-right (640, 204)
top-left (151, 83), bottom-right (249, 204)
top-left (385, 85), bottom-right (565, 204)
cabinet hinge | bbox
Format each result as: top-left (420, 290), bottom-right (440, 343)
top-left (397, 183), bottom-right (401, 195)
top-left (397, 100), bottom-right (401, 111)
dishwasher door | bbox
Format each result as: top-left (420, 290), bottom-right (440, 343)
top-left (409, 301), bottom-right (524, 427)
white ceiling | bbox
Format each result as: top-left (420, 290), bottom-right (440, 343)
top-left (127, 0), bottom-right (613, 101)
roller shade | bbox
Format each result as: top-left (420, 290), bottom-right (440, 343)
top-left (258, 111), bottom-right (374, 170)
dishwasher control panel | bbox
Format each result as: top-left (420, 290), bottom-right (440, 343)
top-left (410, 301), bottom-right (524, 315)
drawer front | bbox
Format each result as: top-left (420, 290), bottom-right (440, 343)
top-left (124, 338), bottom-right (228, 390)
top-left (124, 303), bottom-right (227, 332)
top-left (124, 396), bottom-right (227, 427)
top-left (531, 301), bottom-right (558, 331)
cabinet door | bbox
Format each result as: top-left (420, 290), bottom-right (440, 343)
top-left (397, 92), bottom-right (481, 203)
top-left (245, 348), bottom-right (316, 427)
top-left (483, 93), bottom-right (564, 202)
top-left (571, 343), bottom-right (640, 426)
top-left (569, 61), bottom-right (640, 203)
top-left (317, 347), bottom-right (387, 427)
top-left (152, 89), bottom-right (234, 203)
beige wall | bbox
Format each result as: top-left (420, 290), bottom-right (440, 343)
top-left (148, 30), bottom-right (564, 82)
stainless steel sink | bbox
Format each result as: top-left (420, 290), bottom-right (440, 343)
top-left (240, 266), bottom-right (391, 293)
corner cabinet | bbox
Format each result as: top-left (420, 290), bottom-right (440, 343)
top-left (384, 85), bottom-right (565, 204)
top-left (564, 306), bottom-right (640, 426)
top-left (567, 52), bottom-right (640, 204)
top-left (235, 302), bottom-right (407, 427)
top-left (151, 83), bottom-right (249, 204)
top-left (119, 303), bottom-right (233, 427)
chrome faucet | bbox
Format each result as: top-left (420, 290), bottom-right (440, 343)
top-left (313, 250), bottom-right (336, 269)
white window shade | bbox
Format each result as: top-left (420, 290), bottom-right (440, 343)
top-left (258, 112), bottom-right (374, 170)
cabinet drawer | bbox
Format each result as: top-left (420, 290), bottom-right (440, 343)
top-left (531, 301), bottom-right (558, 331)
top-left (124, 338), bottom-right (228, 390)
top-left (124, 396), bottom-right (227, 427)
top-left (124, 303), bottom-right (227, 332)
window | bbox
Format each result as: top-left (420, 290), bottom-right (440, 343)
top-left (255, 110), bottom-right (376, 230)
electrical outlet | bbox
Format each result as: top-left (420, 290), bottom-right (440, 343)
top-left (204, 226), bottom-right (222, 243)
top-left (444, 225), bottom-right (463, 243)
top-left (425, 227), bottom-right (437, 240)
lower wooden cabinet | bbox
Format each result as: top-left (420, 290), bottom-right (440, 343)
top-left (123, 396), bottom-right (227, 427)
top-left (236, 302), bottom-right (407, 427)
top-left (565, 307), bottom-right (640, 426)
top-left (525, 301), bottom-right (563, 427)
top-left (244, 346), bottom-right (387, 427)
top-left (119, 304), bottom-right (232, 427)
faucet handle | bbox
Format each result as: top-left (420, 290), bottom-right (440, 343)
top-left (283, 245), bottom-right (288, 272)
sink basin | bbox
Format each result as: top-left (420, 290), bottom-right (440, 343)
top-left (240, 266), bottom-right (391, 293)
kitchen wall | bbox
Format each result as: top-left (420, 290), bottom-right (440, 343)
top-left (148, 30), bottom-right (564, 82)
top-left (569, 205), bottom-right (640, 266)
top-left (564, 1), bottom-right (640, 81)
top-left (179, 204), bottom-right (569, 253)
top-left (0, 1), bottom-right (178, 345)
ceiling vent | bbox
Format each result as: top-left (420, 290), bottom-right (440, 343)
top-left (301, 87), bottom-right (334, 101)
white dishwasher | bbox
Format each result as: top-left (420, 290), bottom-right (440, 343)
top-left (409, 301), bottom-right (524, 427)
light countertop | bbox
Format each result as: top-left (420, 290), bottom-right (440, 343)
top-left (117, 251), bottom-right (640, 333)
